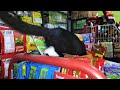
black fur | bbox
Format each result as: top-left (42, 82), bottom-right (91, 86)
top-left (103, 57), bottom-right (120, 63)
top-left (0, 11), bottom-right (87, 56)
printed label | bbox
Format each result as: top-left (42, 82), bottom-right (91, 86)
top-left (3, 30), bottom-right (15, 53)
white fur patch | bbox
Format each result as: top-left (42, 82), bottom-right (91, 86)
top-left (43, 46), bottom-right (59, 57)
top-left (8, 12), bottom-right (15, 17)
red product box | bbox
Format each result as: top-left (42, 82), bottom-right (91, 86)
top-left (54, 72), bottom-right (80, 79)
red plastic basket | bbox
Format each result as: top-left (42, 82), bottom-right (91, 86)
top-left (8, 53), bottom-right (107, 79)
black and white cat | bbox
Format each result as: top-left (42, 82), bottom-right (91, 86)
top-left (0, 11), bottom-right (87, 57)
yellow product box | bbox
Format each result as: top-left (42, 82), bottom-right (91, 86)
top-left (32, 11), bottom-right (42, 26)
top-left (21, 16), bottom-right (33, 25)
top-left (26, 35), bottom-right (37, 53)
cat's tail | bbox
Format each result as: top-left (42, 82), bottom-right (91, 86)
top-left (0, 11), bottom-right (49, 36)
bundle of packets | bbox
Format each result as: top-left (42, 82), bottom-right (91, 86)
top-left (13, 61), bottom-right (60, 79)
top-left (26, 62), bottom-right (60, 79)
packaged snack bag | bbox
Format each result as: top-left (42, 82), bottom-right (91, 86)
top-left (82, 33), bottom-right (90, 44)
top-left (26, 35), bottom-right (47, 54)
top-left (26, 62), bottom-right (42, 79)
top-left (38, 64), bottom-right (60, 79)
top-left (29, 66), bottom-right (37, 79)
top-left (104, 60), bottom-right (120, 79)
top-left (26, 62), bottom-right (60, 79)
top-left (14, 31), bottom-right (25, 53)
top-left (13, 61), bottom-right (27, 79)
top-left (26, 35), bottom-right (38, 53)
top-left (33, 36), bottom-right (47, 53)
top-left (39, 67), bottom-right (48, 79)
